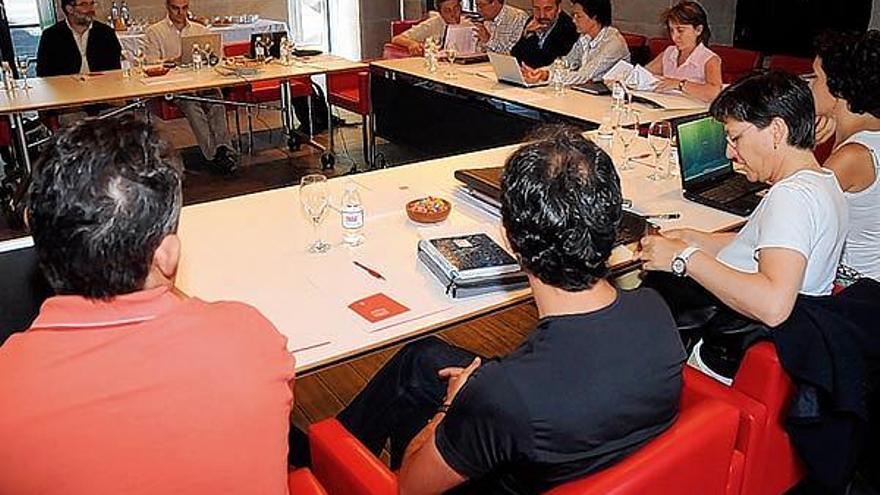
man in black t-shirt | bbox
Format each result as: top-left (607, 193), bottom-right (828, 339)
top-left (337, 128), bottom-right (686, 494)
top-left (510, 0), bottom-right (578, 69)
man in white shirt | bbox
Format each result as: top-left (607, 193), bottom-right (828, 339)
top-left (144, 0), bottom-right (237, 174)
top-left (473, 0), bottom-right (528, 54)
top-left (390, 0), bottom-right (471, 56)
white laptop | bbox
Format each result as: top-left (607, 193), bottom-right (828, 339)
top-left (487, 52), bottom-right (549, 88)
top-left (180, 33), bottom-right (222, 64)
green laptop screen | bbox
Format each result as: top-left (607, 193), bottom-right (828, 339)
top-left (677, 116), bottom-right (730, 182)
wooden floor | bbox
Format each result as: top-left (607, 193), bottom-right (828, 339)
top-left (291, 301), bottom-right (540, 431)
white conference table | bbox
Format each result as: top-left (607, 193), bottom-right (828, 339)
top-left (370, 57), bottom-right (709, 127)
top-left (0, 55), bottom-right (364, 172)
top-left (175, 135), bottom-right (743, 375)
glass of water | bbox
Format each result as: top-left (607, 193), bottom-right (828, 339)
top-left (15, 56), bottom-right (30, 90)
top-left (444, 43), bottom-right (457, 78)
top-left (300, 174), bottom-right (331, 253)
top-left (648, 120), bottom-right (672, 181)
top-left (618, 110), bottom-right (640, 171)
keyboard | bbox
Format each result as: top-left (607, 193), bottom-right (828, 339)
top-left (700, 174), bottom-right (760, 203)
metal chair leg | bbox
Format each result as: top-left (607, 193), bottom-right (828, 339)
top-left (246, 107), bottom-right (254, 155)
top-left (234, 108), bottom-right (242, 154)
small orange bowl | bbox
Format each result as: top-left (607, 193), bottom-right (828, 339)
top-left (406, 197), bottom-right (451, 224)
top-left (144, 65), bottom-right (170, 77)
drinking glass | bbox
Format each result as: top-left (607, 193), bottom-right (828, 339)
top-left (15, 56), bottom-right (30, 90)
top-left (134, 49), bottom-right (146, 76)
top-left (618, 110), bottom-right (640, 171)
top-left (300, 174), bottom-right (331, 253)
top-left (444, 43), bottom-right (457, 78)
top-left (551, 57), bottom-right (568, 96)
top-left (648, 120), bottom-right (672, 181)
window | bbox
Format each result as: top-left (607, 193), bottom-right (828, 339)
top-left (6, 0), bottom-right (55, 71)
top-left (289, 0), bottom-right (327, 48)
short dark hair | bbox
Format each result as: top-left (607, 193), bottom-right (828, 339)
top-left (662, 1), bottom-right (711, 46)
top-left (710, 70), bottom-right (816, 150)
top-left (572, 0), bottom-right (612, 27)
top-left (27, 116), bottom-right (184, 300)
top-left (500, 127), bottom-right (622, 292)
top-left (815, 30), bottom-right (880, 119)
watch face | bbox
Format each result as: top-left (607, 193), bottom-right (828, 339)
top-left (672, 257), bottom-right (686, 276)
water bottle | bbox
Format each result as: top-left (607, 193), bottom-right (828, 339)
top-left (279, 36), bottom-right (289, 65)
top-left (110, 1), bottom-right (119, 20)
top-left (424, 37), bottom-right (438, 73)
top-left (341, 181), bottom-right (365, 246)
top-left (1, 62), bottom-right (14, 92)
top-left (612, 80), bottom-right (626, 109)
top-left (120, 0), bottom-right (130, 25)
top-left (191, 44), bottom-right (202, 70)
top-left (255, 39), bottom-right (265, 61)
top-left (204, 43), bottom-right (218, 66)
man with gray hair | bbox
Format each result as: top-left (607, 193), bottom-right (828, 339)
top-left (0, 116), bottom-right (296, 494)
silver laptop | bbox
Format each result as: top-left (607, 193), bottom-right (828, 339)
top-left (180, 33), bottom-right (222, 64)
top-left (487, 52), bottom-right (548, 88)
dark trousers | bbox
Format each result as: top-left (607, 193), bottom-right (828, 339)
top-left (336, 337), bottom-right (477, 469)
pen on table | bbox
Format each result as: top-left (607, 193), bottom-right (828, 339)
top-left (644, 212), bottom-right (681, 220)
top-left (353, 261), bottom-right (386, 280)
top-left (630, 152), bottom-right (652, 160)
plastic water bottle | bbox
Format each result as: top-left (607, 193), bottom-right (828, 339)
top-left (204, 43), bottom-right (218, 66)
top-left (1, 62), bottom-right (14, 92)
top-left (191, 44), bottom-right (203, 70)
top-left (110, 1), bottom-right (119, 20)
top-left (255, 39), bottom-right (265, 61)
top-left (279, 36), bottom-right (290, 65)
top-left (551, 58), bottom-right (566, 96)
top-left (341, 181), bottom-right (365, 246)
top-left (120, 0), bottom-right (130, 25)
top-left (120, 54), bottom-right (131, 78)
top-left (612, 80), bottom-right (626, 109)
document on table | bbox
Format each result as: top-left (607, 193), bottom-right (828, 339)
top-left (631, 90), bottom-right (705, 110)
top-left (443, 24), bottom-right (478, 54)
top-left (139, 74), bottom-right (194, 86)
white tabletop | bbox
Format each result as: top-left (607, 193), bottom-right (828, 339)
top-left (371, 57), bottom-right (709, 126)
top-left (175, 135), bottom-right (742, 374)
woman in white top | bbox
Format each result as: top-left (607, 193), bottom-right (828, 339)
top-left (640, 71), bottom-right (848, 330)
top-left (644, 1), bottom-right (722, 102)
top-left (811, 30), bottom-right (880, 283)
top-left (521, 0), bottom-right (629, 85)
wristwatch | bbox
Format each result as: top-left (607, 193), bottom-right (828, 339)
top-left (678, 79), bottom-right (686, 92)
top-left (671, 246), bottom-right (700, 277)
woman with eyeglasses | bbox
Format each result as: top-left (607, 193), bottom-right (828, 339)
top-left (811, 30), bottom-right (880, 285)
top-left (644, 1), bottom-right (722, 103)
top-left (638, 71), bottom-right (848, 382)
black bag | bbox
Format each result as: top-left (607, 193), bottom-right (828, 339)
top-left (292, 82), bottom-right (329, 135)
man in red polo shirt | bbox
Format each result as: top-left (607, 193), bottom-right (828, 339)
top-left (0, 116), bottom-right (296, 494)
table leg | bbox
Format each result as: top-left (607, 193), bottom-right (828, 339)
top-left (11, 113), bottom-right (31, 173)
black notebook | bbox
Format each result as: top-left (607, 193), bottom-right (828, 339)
top-left (417, 233), bottom-right (528, 297)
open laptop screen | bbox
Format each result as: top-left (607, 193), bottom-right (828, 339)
top-left (676, 115), bottom-right (730, 184)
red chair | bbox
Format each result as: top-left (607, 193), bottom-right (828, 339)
top-left (647, 37), bottom-right (673, 60)
top-left (308, 390), bottom-right (742, 495)
top-left (383, 19), bottom-right (424, 59)
top-left (621, 32), bottom-right (648, 65)
top-left (710, 45), bottom-right (762, 84)
top-left (288, 468), bottom-right (330, 494)
top-left (327, 68), bottom-right (372, 165)
top-left (686, 342), bottom-right (805, 495)
top-left (767, 54), bottom-right (814, 75)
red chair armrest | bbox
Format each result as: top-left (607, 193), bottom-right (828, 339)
top-left (288, 468), bottom-right (329, 495)
top-left (309, 418), bottom-right (398, 495)
top-left (383, 43), bottom-right (411, 60)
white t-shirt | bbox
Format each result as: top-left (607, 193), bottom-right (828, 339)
top-left (716, 169), bottom-right (848, 296)
top-left (837, 130), bottom-right (880, 281)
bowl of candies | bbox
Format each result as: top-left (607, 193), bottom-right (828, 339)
top-left (406, 197), bottom-right (451, 224)
top-left (143, 65), bottom-right (170, 77)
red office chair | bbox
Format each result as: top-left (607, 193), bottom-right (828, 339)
top-left (288, 468), bottom-right (330, 494)
top-left (767, 54), bottom-right (814, 75)
top-left (621, 32), bottom-right (648, 64)
top-left (710, 45), bottom-right (762, 84)
top-left (383, 19), bottom-right (424, 59)
top-left (647, 37), bottom-right (674, 60)
top-left (686, 342), bottom-right (805, 495)
top-left (307, 388), bottom-right (742, 495)
top-left (327, 68), bottom-right (371, 166)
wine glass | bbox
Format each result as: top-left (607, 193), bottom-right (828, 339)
top-left (300, 174), bottom-right (331, 253)
top-left (618, 110), bottom-right (640, 171)
top-left (15, 56), bottom-right (30, 90)
top-left (444, 43), bottom-right (457, 78)
top-left (648, 120), bottom-right (673, 181)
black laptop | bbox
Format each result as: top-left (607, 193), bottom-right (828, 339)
top-left (674, 113), bottom-right (769, 217)
top-left (454, 167), bottom-right (650, 247)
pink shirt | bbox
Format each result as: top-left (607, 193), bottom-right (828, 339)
top-left (0, 286), bottom-right (295, 495)
top-left (661, 43), bottom-right (719, 83)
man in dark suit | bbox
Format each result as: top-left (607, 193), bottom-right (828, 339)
top-left (36, 0), bottom-right (121, 78)
top-left (511, 0), bottom-right (578, 69)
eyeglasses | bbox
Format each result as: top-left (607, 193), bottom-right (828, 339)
top-left (725, 124), bottom-right (756, 149)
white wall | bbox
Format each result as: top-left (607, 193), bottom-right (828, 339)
top-left (872, 0), bottom-right (880, 29)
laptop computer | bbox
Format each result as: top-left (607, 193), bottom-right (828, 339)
top-left (180, 33), bottom-right (222, 64)
top-left (453, 166), bottom-right (649, 246)
top-left (674, 113), bottom-right (769, 217)
top-left (487, 52), bottom-right (548, 88)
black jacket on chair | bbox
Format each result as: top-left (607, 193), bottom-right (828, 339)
top-left (510, 12), bottom-right (578, 69)
top-left (36, 20), bottom-right (121, 77)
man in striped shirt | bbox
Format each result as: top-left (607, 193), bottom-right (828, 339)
top-left (473, 0), bottom-right (529, 54)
